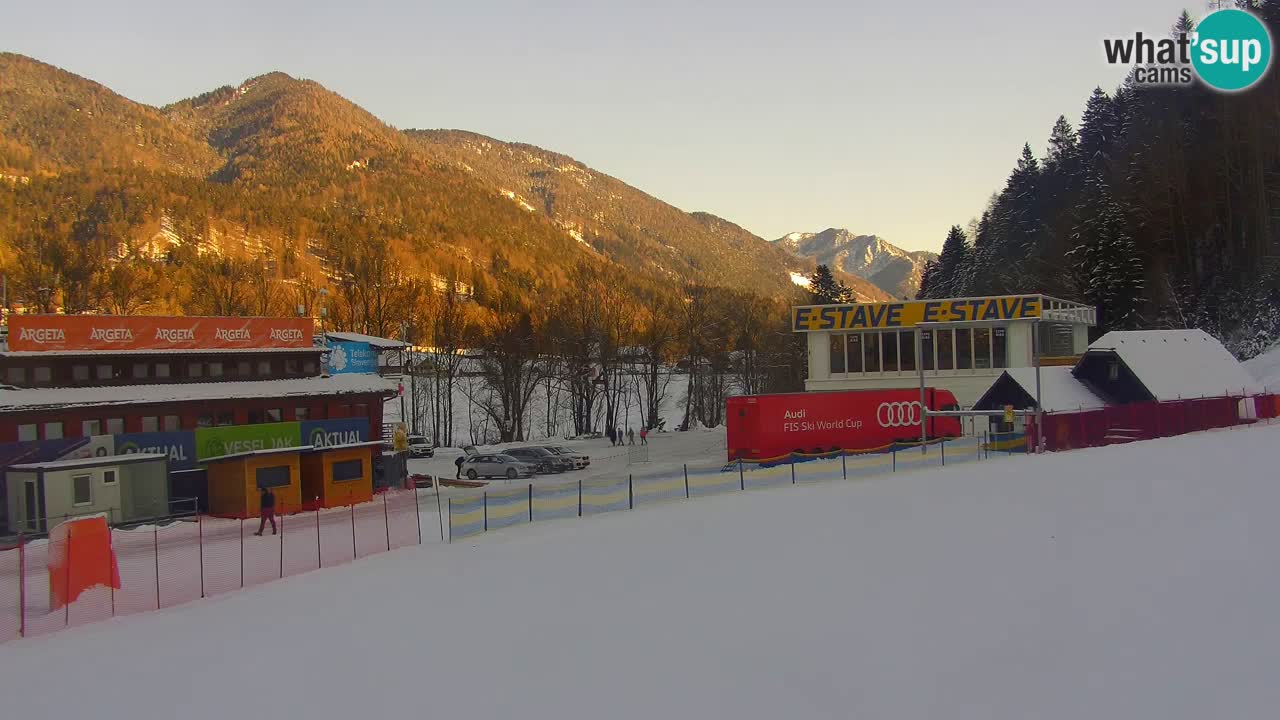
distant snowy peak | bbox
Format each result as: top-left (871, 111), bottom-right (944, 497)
top-left (773, 228), bottom-right (937, 300)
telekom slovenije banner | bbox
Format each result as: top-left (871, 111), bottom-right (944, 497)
top-left (7, 315), bottom-right (314, 352)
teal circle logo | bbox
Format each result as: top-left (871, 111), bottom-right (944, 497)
top-left (1192, 9), bottom-right (1272, 91)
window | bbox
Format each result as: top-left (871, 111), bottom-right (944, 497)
top-left (846, 334), bottom-right (863, 373)
top-left (303, 359), bottom-right (318, 374)
top-left (73, 365), bottom-right (90, 381)
top-left (881, 331), bottom-right (899, 372)
top-left (102, 470), bottom-right (117, 485)
top-left (141, 416), bottom-right (160, 433)
top-left (936, 329), bottom-right (954, 370)
top-left (248, 409), bottom-right (263, 424)
top-left (6, 367), bottom-right (26, 384)
top-left (1108, 361), bottom-right (1120, 382)
top-left (993, 328), bottom-right (1007, 368)
top-left (956, 328), bottom-right (973, 370)
top-left (82, 419), bottom-right (102, 437)
top-left (73, 474), bottom-right (93, 506)
top-left (155, 363), bottom-right (171, 379)
top-left (163, 415), bottom-right (181, 432)
top-left (197, 414), bottom-right (214, 428)
top-left (285, 358), bottom-right (301, 374)
top-left (238, 361), bottom-right (252, 377)
top-left (188, 362), bottom-right (203, 378)
top-left (863, 332), bottom-right (880, 373)
top-left (132, 363), bottom-right (149, 380)
top-left (266, 408), bottom-right (283, 423)
top-left (898, 331), bottom-right (916, 372)
top-left (18, 424), bottom-right (37, 442)
top-left (256, 465), bottom-right (292, 489)
top-left (257, 360), bottom-right (272, 375)
top-left (33, 367), bottom-right (51, 384)
top-left (829, 335), bottom-right (846, 374)
top-left (216, 411), bottom-right (235, 426)
top-left (96, 364), bottom-right (113, 380)
top-left (332, 459), bottom-right (364, 482)
top-left (295, 407), bottom-right (309, 421)
top-left (106, 418), bottom-right (124, 435)
top-left (208, 362), bottom-right (224, 378)
top-left (974, 328), bottom-right (992, 369)
top-left (921, 331), bottom-right (935, 371)
top-left (43, 422), bottom-right (63, 440)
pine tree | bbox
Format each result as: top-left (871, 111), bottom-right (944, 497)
top-left (1068, 172), bottom-right (1145, 330)
top-left (916, 260), bottom-right (939, 300)
top-left (808, 264), bottom-right (851, 304)
top-left (934, 225), bottom-right (970, 297)
top-left (1078, 88), bottom-right (1119, 171)
top-left (1045, 115), bottom-right (1080, 177)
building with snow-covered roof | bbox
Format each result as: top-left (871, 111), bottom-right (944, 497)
top-left (973, 366), bottom-right (1108, 415)
top-left (1074, 329), bottom-right (1260, 403)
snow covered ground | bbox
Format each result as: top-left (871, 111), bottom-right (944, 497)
top-left (1244, 341), bottom-right (1280, 390)
top-left (3, 424), bottom-right (1279, 719)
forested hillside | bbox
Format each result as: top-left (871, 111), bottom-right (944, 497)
top-left (917, 5), bottom-right (1280, 359)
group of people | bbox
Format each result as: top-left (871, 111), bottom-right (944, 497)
top-left (609, 426), bottom-right (648, 446)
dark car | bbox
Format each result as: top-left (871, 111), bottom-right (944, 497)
top-left (541, 445), bottom-right (590, 470)
top-left (506, 447), bottom-right (573, 474)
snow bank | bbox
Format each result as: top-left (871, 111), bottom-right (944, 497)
top-left (3, 424), bottom-right (1279, 719)
top-left (1243, 341), bottom-right (1280, 390)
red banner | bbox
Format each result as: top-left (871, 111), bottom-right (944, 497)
top-left (7, 316), bottom-right (314, 352)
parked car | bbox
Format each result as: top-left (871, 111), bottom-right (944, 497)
top-left (460, 454), bottom-right (535, 481)
top-left (541, 445), bottom-right (590, 470)
top-left (406, 434), bottom-right (434, 458)
top-left (506, 447), bottom-right (573, 474)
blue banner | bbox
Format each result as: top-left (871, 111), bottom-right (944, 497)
top-left (302, 418), bottom-right (370, 449)
top-left (326, 341), bottom-right (379, 374)
top-left (115, 432), bottom-right (198, 470)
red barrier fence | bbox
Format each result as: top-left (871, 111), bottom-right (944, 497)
top-left (1032, 394), bottom-right (1268, 452)
top-left (0, 489), bottom-right (422, 644)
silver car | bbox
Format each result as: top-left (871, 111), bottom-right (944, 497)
top-left (461, 453), bottom-right (535, 480)
top-left (541, 445), bottom-right (590, 470)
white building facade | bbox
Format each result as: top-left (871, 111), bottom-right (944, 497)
top-left (794, 295), bottom-right (1097, 407)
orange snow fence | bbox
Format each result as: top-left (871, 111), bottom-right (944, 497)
top-left (48, 516), bottom-right (120, 610)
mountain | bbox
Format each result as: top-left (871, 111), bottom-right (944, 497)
top-left (773, 229), bottom-right (937, 300)
top-left (2, 53), bottom-right (883, 322)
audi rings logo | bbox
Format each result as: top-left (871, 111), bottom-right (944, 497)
top-left (877, 401), bottom-right (922, 428)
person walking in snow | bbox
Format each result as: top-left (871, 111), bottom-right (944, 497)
top-left (640, 427), bottom-right (648, 445)
top-left (627, 428), bottom-right (635, 445)
top-left (254, 486), bottom-right (277, 536)
top-left (454, 455), bottom-right (465, 479)
top-left (609, 428), bottom-right (617, 446)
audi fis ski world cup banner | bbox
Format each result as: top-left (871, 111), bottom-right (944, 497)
top-left (7, 315), bottom-right (314, 352)
top-left (779, 400), bottom-right (923, 434)
top-left (791, 296), bottom-right (1041, 333)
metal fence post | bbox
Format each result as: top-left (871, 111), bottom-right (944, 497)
top-left (843, 452), bottom-right (849, 478)
top-left (315, 506), bottom-right (322, 569)
top-left (629, 474), bottom-right (634, 509)
top-left (18, 534), bottom-right (25, 638)
top-left (435, 483), bottom-right (444, 542)
top-left (107, 524), bottom-right (116, 616)
top-left (239, 518), bottom-right (244, 589)
top-left (529, 483), bottom-right (534, 522)
top-left (383, 494), bottom-right (391, 552)
top-left (153, 525), bottom-right (161, 610)
top-left (197, 514), bottom-right (205, 599)
top-left (447, 498), bottom-right (453, 544)
top-left (739, 460), bottom-right (745, 491)
top-left (279, 509), bottom-right (286, 579)
top-left (791, 457), bottom-right (796, 484)
top-left (892, 449), bottom-right (896, 472)
top-left (350, 502), bottom-right (357, 559)
top-left (941, 438), bottom-right (946, 466)
top-left (578, 480), bottom-right (583, 516)
top-left (483, 492), bottom-right (489, 531)
top-left (684, 464), bottom-right (689, 498)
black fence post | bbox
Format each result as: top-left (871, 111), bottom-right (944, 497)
top-left (528, 483), bottom-right (534, 522)
top-left (791, 457), bottom-right (796, 484)
top-left (739, 460), bottom-right (745, 491)
top-left (578, 479), bottom-right (583, 517)
top-left (892, 449), bottom-right (896, 472)
top-left (941, 438), bottom-right (946, 466)
top-left (684, 464), bottom-right (690, 498)
top-left (483, 492), bottom-right (488, 532)
top-left (843, 452), bottom-right (848, 479)
top-left (628, 474), bottom-right (634, 510)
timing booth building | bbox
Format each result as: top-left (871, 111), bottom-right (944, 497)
top-left (793, 295), bottom-right (1097, 407)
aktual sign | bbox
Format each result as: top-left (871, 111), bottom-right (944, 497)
top-left (325, 341), bottom-right (378, 374)
top-left (302, 418), bottom-right (369, 449)
top-left (792, 296), bottom-right (1042, 333)
top-left (7, 315), bottom-right (314, 352)
top-left (195, 421), bottom-right (301, 461)
top-left (117, 432), bottom-right (197, 470)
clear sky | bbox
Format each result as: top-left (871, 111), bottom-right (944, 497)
top-left (3, 0), bottom-right (1197, 252)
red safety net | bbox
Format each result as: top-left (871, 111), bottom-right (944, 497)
top-left (1033, 395), bottom-right (1258, 451)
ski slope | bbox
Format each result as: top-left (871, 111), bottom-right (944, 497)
top-left (2, 425), bottom-right (1279, 719)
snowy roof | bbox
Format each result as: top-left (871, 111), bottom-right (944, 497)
top-left (9, 453), bottom-right (168, 471)
top-left (1084, 329), bottom-right (1260, 401)
top-left (0, 374), bottom-right (400, 413)
top-left (325, 332), bottom-right (406, 351)
top-left (205, 445), bottom-right (315, 463)
top-left (997, 367), bottom-right (1107, 413)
